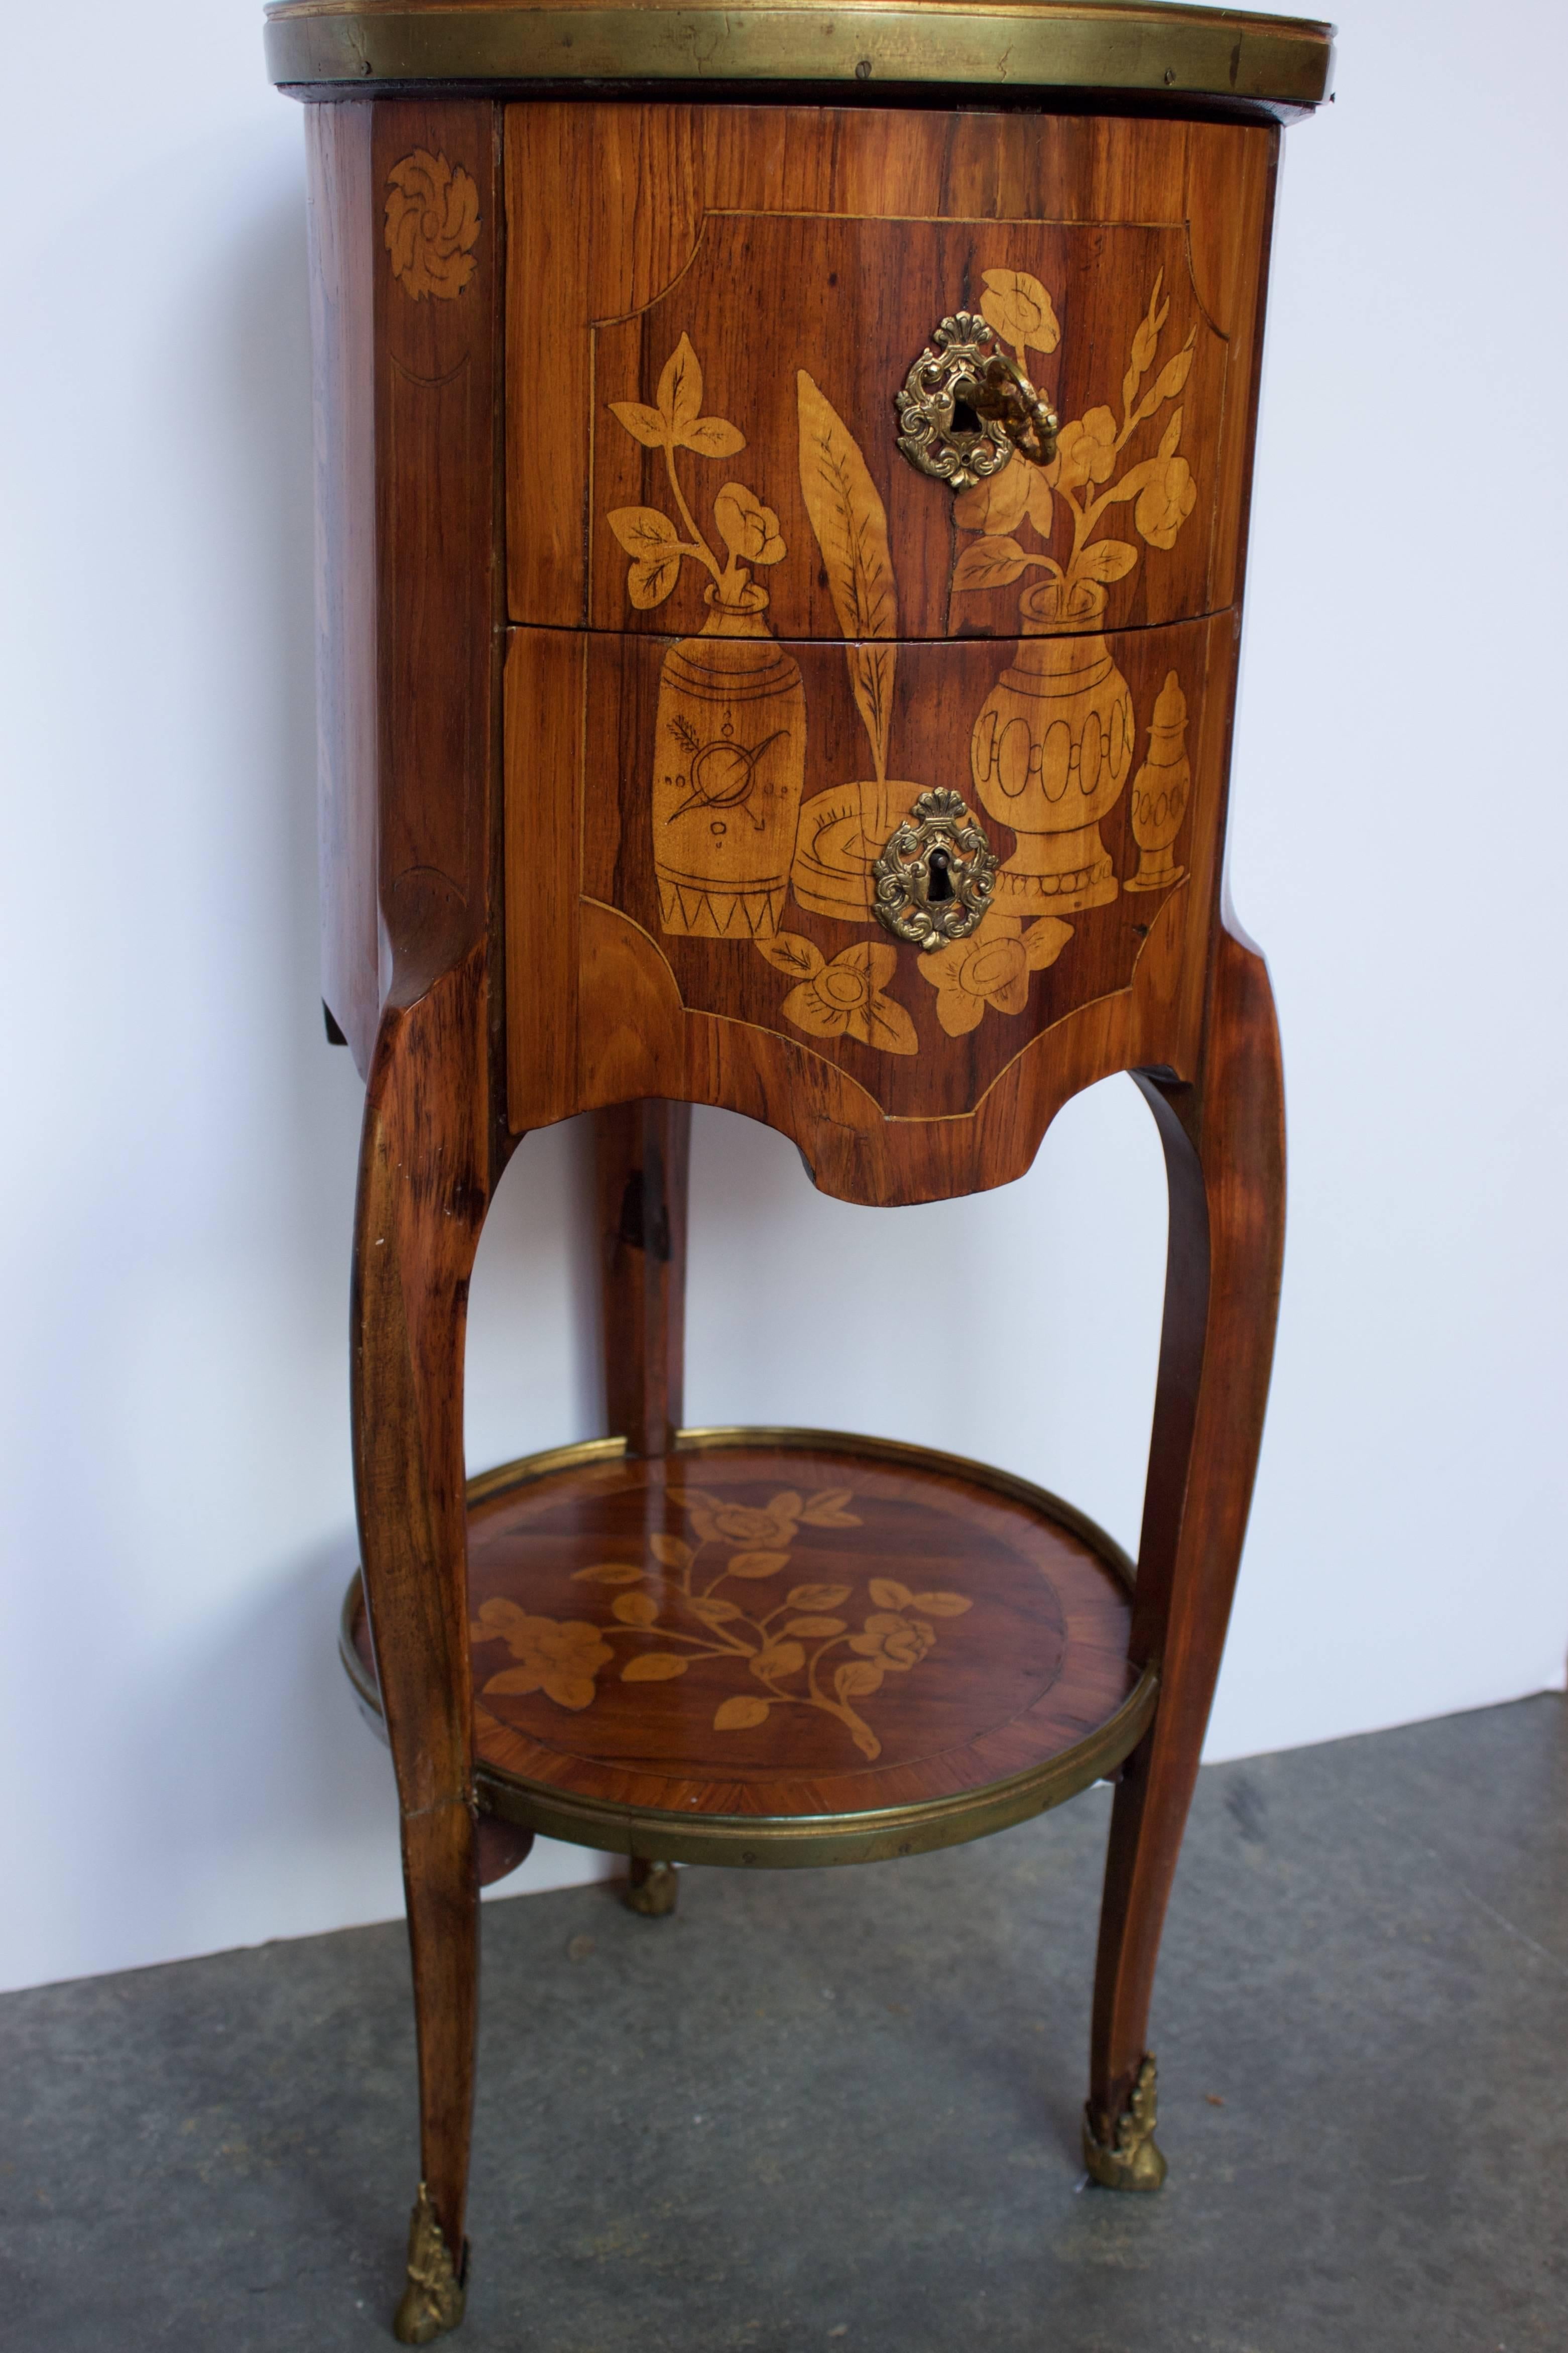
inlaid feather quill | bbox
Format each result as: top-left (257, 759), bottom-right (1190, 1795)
top-left (796, 372), bottom-right (898, 783)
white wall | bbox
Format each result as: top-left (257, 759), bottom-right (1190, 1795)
top-left (2, 2), bottom-right (1563, 1994)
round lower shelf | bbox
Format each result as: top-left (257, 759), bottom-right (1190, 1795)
top-left (342, 1427), bottom-right (1157, 1868)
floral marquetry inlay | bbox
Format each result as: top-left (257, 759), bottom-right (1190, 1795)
top-left (576, 231), bottom-right (1220, 1129)
top-left (470, 1481), bottom-right (972, 1760)
top-left (384, 150), bottom-right (480, 301)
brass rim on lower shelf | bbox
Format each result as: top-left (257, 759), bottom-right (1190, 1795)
top-left (340, 1425), bottom-right (1159, 1868)
top-left (265, 3), bottom-right (1335, 108)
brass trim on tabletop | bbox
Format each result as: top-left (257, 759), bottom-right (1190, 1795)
top-left (265, 3), bottom-right (1335, 107)
top-left (340, 1424), bottom-right (1159, 1869)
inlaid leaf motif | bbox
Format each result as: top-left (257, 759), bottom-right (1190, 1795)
top-left (796, 372), bottom-right (898, 640)
top-left (783, 1617), bottom-right (847, 1637)
top-left (951, 535), bottom-right (1030, 593)
top-left (847, 646), bottom-right (897, 787)
top-left (621, 1654), bottom-right (688, 1680)
top-left (756, 932), bottom-right (824, 981)
top-left (690, 1595), bottom-right (744, 1625)
top-left (860, 990), bottom-right (918, 1057)
top-left (909, 1592), bottom-right (974, 1617)
top-left (725, 1550), bottom-right (792, 1580)
top-left (1077, 539), bottom-right (1139, 583)
top-left (751, 1641), bottom-right (806, 1680)
top-left (869, 1578), bottom-right (914, 1610)
top-left (683, 416), bottom-right (746, 458)
top-left (1159, 407), bottom-right (1184, 462)
top-left (835, 1661), bottom-right (885, 1700)
top-left (627, 553), bottom-right (681, 609)
top-left (658, 333), bottom-right (704, 437)
top-left (649, 1534), bottom-right (693, 1570)
top-left (612, 1592), bottom-right (660, 1625)
top-left (979, 268), bottom-right (1060, 355)
top-left (1146, 338), bottom-right (1195, 411)
top-left (796, 371), bottom-right (899, 782)
top-left (570, 1563), bottom-right (646, 1586)
top-left (799, 1488), bottom-right (862, 1527)
top-left (609, 507), bottom-right (683, 610)
top-left (714, 1696), bottom-right (771, 1731)
top-left (608, 400), bottom-right (667, 448)
top-left (607, 507), bottom-right (677, 556)
top-left (786, 1583), bottom-right (853, 1610)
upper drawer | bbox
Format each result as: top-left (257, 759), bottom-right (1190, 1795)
top-left (507, 103), bottom-right (1276, 641)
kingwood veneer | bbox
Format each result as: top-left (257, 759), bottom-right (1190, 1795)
top-left (269, 3), bottom-right (1331, 2335)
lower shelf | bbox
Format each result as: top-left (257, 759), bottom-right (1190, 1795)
top-left (342, 1427), bottom-right (1157, 1868)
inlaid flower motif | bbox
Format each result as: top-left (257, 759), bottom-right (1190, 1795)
top-left (470, 1599), bottom-right (611, 1711)
top-left (1135, 454), bottom-right (1198, 549)
top-left (773, 939), bottom-right (918, 1056)
top-left (714, 483), bottom-right (786, 567)
top-left (1052, 406), bottom-right (1119, 490)
top-left (848, 1611), bottom-right (937, 1673)
top-left (680, 1488), bottom-right (804, 1548)
top-left (916, 911), bottom-right (1074, 1036)
top-left (384, 150), bottom-right (481, 302)
top-left (979, 267), bottom-right (1061, 356)
top-left (470, 1489), bottom-right (970, 1762)
top-left (950, 265), bottom-right (1201, 640)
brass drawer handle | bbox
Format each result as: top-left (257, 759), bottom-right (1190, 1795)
top-left (895, 313), bottom-right (1059, 492)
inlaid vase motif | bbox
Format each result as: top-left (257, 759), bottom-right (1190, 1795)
top-left (953, 265), bottom-right (1200, 916)
top-left (606, 332), bottom-right (807, 940)
top-left (1126, 668), bottom-right (1191, 893)
top-left (653, 590), bottom-right (806, 940)
top-left (969, 580), bottom-right (1133, 914)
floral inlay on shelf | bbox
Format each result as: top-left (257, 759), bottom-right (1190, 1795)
top-left (470, 1483), bottom-right (973, 1761)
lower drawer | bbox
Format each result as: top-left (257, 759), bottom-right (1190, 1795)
top-left (505, 610), bottom-right (1237, 1204)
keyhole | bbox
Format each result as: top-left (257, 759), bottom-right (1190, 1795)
top-left (951, 397), bottom-right (981, 435)
top-left (926, 848), bottom-right (955, 903)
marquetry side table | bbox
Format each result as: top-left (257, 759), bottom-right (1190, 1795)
top-left (268, 3), bottom-right (1331, 2336)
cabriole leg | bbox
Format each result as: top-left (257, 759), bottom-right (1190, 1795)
top-left (1086, 926), bottom-right (1286, 2187)
top-left (594, 1101), bottom-right (691, 1922)
top-left (353, 953), bottom-right (492, 2341)
top-left (594, 1098), bottom-right (691, 1460)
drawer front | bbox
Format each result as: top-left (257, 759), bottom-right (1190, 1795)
top-left (505, 608), bottom-right (1237, 1201)
top-left (507, 105), bottom-right (1275, 643)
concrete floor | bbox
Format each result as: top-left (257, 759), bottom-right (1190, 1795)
top-left (4, 1696), bottom-right (1565, 2353)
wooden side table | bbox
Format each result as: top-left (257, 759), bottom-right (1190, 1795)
top-left (268, 3), bottom-right (1332, 2336)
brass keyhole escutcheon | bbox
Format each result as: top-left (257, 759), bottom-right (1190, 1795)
top-left (871, 789), bottom-right (1000, 949)
top-left (895, 312), bottom-right (1059, 493)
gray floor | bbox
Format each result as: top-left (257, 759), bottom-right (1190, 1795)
top-left (5, 1697), bottom-right (1565, 2352)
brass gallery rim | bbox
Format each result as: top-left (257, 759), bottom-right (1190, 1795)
top-left (339, 1425), bottom-right (1161, 1869)
top-left (265, 3), bottom-right (1335, 107)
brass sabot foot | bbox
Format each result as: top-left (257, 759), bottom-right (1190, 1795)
top-left (1082, 2053), bottom-right (1168, 2192)
top-left (626, 1858), bottom-right (679, 1918)
top-left (393, 2183), bottom-right (467, 2343)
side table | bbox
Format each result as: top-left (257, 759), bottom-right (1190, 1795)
top-left (267, 3), bottom-right (1332, 2336)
